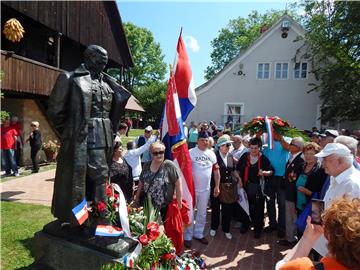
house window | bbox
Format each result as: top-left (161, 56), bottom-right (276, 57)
top-left (294, 62), bottom-right (308, 79)
top-left (257, 63), bottom-right (270, 79)
top-left (275, 63), bottom-right (288, 79)
top-left (223, 103), bottom-right (244, 130)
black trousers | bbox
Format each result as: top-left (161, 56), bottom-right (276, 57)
top-left (211, 195), bottom-right (250, 233)
top-left (249, 193), bottom-right (265, 233)
top-left (30, 145), bottom-right (41, 172)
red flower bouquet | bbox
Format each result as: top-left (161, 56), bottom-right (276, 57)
top-left (241, 116), bottom-right (308, 140)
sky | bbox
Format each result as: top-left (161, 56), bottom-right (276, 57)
top-left (117, 1), bottom-right (298, 88)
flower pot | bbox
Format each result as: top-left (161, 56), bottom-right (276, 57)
top-left (44, 149), bottom-right (57, 162)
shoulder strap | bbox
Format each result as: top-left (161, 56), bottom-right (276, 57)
top-left (313, 262), bottom-right (324, 270)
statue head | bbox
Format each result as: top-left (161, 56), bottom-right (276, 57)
top-left (83, 45), bottom-right (108, 75)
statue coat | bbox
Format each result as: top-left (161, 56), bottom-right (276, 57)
top-left (47, 65), bottom-right (130, 224)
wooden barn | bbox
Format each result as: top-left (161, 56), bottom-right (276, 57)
top-left (1, 0), bottom-right (134, 166)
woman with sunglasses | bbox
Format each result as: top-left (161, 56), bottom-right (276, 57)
top-left (210, 135), bottom-right (245, 240)
top-left (25, 121), bottom-right (42, 173)
top-left (134, 141), bottom-right (182, 220)
top-left (236, 137), bottom-right (273, 238)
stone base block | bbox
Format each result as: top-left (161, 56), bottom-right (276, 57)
top-left (32, 220), bottom-right (137, 270)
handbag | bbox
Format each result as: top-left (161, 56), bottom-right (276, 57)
top-left (296, 192), bottom-right (319, 232)
top-left (219, 182), bottom-right (238, 204)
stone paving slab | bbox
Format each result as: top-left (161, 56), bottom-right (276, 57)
top-left (0, 168), bottom-right (291, 269)
top-left (0, 169), bottom-right (55, 206)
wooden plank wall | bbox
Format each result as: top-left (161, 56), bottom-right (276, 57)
top-left (2, 1), bottom-right (125, 66)
top-left (1, 52), bottom-right (61, 96)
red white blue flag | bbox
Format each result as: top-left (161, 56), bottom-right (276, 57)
top-left (265, 115), bottom-right (274, 150)
top-left (160, 31), bottom-right (196, 221)
top-left (95, 225), bottom-right (124, 237)
top-left (173, 30), bottom-right (196, 121)
top-left (72, 198), bottom-right (88, 225)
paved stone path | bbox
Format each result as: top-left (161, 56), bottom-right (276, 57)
top-left (0, 169), bottom-right (290, 269)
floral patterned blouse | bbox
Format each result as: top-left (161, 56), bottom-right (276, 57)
top-left (140, 160), bottom-right (179, 209)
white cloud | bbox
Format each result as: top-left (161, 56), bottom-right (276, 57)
top-left (184, 36), bottom-right (200, 52)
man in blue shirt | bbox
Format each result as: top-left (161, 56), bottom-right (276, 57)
top-left (263, 136), bottom-right (291, 238)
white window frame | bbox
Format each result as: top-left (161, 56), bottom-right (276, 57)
top-left (274, 62), bottom-right (289, 80)
top-left (293, 61), bottom-right (308, 79)
top-left (256, 62), bottom-right (271, 80)
top-left (223, 102), bottom-right (245, 127)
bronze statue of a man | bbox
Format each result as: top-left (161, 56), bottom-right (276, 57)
top-left (48, 45), bottom-right (130, 226)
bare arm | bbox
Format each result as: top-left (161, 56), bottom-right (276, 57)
top-left (274, 133), bottom-right (290, 151)
top-left (282, 217), bottom-right (324, 263)
top-left (233, 170), bottom-right (243, 188)
top-left (213, 167), bottom-right (220, 197)
top-left (175, 178), bottom-right (182, 209)
top-left (134, 181), bottom-right (144, 207)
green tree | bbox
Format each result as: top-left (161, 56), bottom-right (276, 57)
top-left (205, 8), bottom-right (299, 80)
top-left (122, 22), bottom-right (167, 91)
top-left (300, 0), bottom-right (360, 121)
top-left (133, 81), bottom-right (167, 126)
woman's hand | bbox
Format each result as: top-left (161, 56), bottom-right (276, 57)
top-left (213, 186), bottom-right (220, 197)
top-left (303, 216), bottom-right (324, 242)
top-left (298, 186), bottom-right (311, 196)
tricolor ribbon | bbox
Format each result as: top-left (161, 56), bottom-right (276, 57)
top-left (265, 115), bottom-right (274, 150)
top-left (111, 183), bottom-right (143, 265)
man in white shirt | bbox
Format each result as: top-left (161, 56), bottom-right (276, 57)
top-left (124, 135), bottom-right (157, 184)
top-left (231, 135), bottom-right (248, 162)
top-left (184, 131), bottom-right (221, 248)
top-left (313, 143), bottom-right (360, 256)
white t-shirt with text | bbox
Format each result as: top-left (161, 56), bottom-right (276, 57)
top-left (189, 147), bottom-right (217, 192)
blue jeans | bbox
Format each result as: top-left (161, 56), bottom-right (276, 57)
top-left (265, 175), bottom-right (286, 231)
top-left (3, 149), bottom-right (18, 174)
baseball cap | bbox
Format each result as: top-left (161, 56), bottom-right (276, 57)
top-left (325, 129), bottom-right (339, 138)
top-left (144, 126), bottom-right (153, 132)
top-left (315, 143), bottom-right (351, 158)
top-left (198, 131), bottom-right (209, 139)
top-left (311, 131), bottom-right (320, 137)
top-left (216, 125), bottom-right (224, 131)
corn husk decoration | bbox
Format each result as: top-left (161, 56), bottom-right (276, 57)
top-left (3, 18), bottom-right (25, 42)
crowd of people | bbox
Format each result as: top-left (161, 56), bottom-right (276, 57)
top-left (109, 120), bottom-right (360, 264)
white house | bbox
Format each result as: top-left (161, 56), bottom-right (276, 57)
top-left (188, 15), bottom-right (322, 131)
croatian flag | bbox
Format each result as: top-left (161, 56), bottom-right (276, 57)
top-left (265, 116), bottom-right (274, 150)
top-left (173, 30), bottom-right (197, 121)
top-left (161, 74), bottom-right (195, 223)
top-left (72, 198), bottom-right (88, 225)
top-left (95, 225), bottom-right (124, 237)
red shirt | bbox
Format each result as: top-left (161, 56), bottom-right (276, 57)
top-left (1, 125), bottom-right (19, 150)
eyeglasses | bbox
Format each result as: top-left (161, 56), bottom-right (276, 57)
top-left (152, 151), bottom-right (165, 156)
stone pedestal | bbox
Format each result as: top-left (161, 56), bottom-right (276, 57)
top-left (33, 220), bottom-right (136, 270)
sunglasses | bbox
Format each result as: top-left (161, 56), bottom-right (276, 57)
top-left (152, 151), bottom-right (165, 156)
top-left (31, 124), bottom-right (36, 127)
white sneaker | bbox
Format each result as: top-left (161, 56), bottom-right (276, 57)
top-left (225, 232), bottom-right (232, 240)
top-left (13, 173), bottom-right (20, 177)
top-left (210, 229), bottom-right (216, 237)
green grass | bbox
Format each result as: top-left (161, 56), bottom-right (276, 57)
top-left (121, 128), bottom-right (145, 145)
top-left (1, 202), bottom-right (54, 270)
